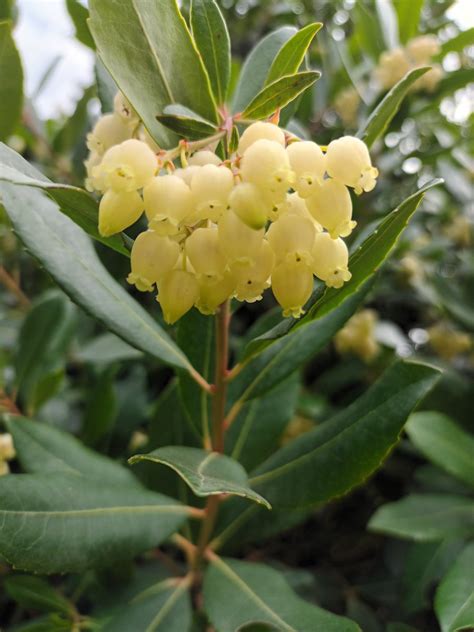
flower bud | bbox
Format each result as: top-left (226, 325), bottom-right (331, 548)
top-left (238, 122), bottom-right (285, 154)
top-left (188, 150), bottom-right (221, 166)
top-left (272, 260), bottom-right (314, 318)
top-left (306, 179), bottom-right (356, 238)
top-left (144, 175), bottom-right (193, 234)
top-left (229, 182), bottom-right (269, 229)
top-left (218, 210), bottom-right (264, 265)
top-left (95, 139), bottom-right (157, 192)
top-left (406, 35), bottom-right (440, 63)
top-left (86, 113), bottom-right (132, 156)
top-left (0, 433), bottom-right (15, 461)
top-left (114, 91), bottom-right (140, 124)
top-left (157, 270), bottom-right (199, 324)
top-left (127, 230), bottom-right (180, 291)
top-left (196, 272), bottom-right (235, 315)
top-left (325, 136), bottom-right (378, 194)
top-left (311, 232), bottom-right (351, 288)
top-left (186, 227), bottom-right (227, 278)
top-left (240, 139), bottom-right (294, 202)
top-left (190, 164), bottom-right (234, 223)
top-left (233, 240), bottom-right (275, 302)
top-left (286, 141), bottom-right (326, 198)
top-left (267, 213), bottom-right (315, 265)
top-left (98, 189), bottom-right (144, 237)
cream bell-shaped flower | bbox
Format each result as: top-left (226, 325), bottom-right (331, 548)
top-left (127, 230), bottom-right (180, 292)
top-left (406, 35), bottom-right (440, 63)
top-left (229, 182), bottom-right (269, 229)
top-left (175, 165), bottom-right (201, 187)
top-left (98, 189), bottom-right (144, 237)
top-left (272, 260), bottom-right (314, 318)
top-left (84, 151), bottom-right (104, 193)
top-left (286, 141), bottom-right (326, 198)
top-left (157, 269), bottom-right (199, 324)
top-left (218, 210), bottom-right (264, 265)
top-left (240, 139), bottom-right (294, 202)
top-left (0, 434), bottom-right (15, 461)
top-left (196, 272), bottom-right (235, 315)
top-left (188, 150), bottom-right (221, 166)
top-left (238, 121), bottom-right (286, 154)
top-left (186, 226), bottom-right (227, 278)
top-left (232, 240), bottom-right (275, 302)
top-left (114, 91), bottom-right (140, 125)
top-left (144, 175), bottom-right (193, 235)
top-left (189, 164), bottom-right (234, 223)
top-left (306, 179), bottom-right (355, 239)
top-left (95, 139), bottom-right (157, 192)
top-left (285, 192), bottom-right (323, 232)
top-left (86, 113), bottom-right (133, 156)
top-left (267, 213), bottom-right (316, 265)
top-left (312, 232), bottom-right (351, 289)
top-left (325, 136), bottom-right (378, 194)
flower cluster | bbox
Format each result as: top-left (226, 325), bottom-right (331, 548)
top-left (85, 104), bottom-right (379, 324)
top-left (334, 86), bottom-right (360, 127)
top-left (335, 309), bottom-right (380, 362)
top-left (0, 433), bottom-right (15, 476)
top-left (375, 35), bottom-right (443, 92)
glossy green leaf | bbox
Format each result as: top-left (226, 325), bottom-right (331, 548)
top-left (433, 270), bottom-right (474, 331)
top-left (266, 23), bottom-right (322, 85)
top-left (65, 0), bottom-right (95, 49)
top-left (0, 21), bottom-right (23, 140)
top-left (129, 446), bottom-right (271, 509)
top-left (0, 148), bottom-right (129, 256)
top-left (375, 0), bottom-right (399, 50)
top-left (0, 164), bottom-right (190, 371)
top-left (3, 415), bottom-right (141, 489)
top-left (369, 494), bottom-right (474, 541)
top-left (14, 291), bottom-right (76, 411)
top-left (0, 473), bottom-right (188, 573)
top-left (247, 361), bottom-right (440, 509)
top-left (88, 0), bottom-right (217, 148)
top-left (102, 577), bottom-right (192, 631)
top-left (357, 66), bottom-right (430, 148)
top-left (190, 0), bottom-right (230, 105)
top-left (232, 26), bottom-right (297, 113)
top-left (203, 557), bottom-right (360, 632)
top-left (395, 0), bottom-right (423, 43)
top-left (75, 332), bottom-right (143, 365)
top-left (352, 2), bottom-right (385, 61)
top-left (439, 27), bottom-right (474, 56)
top-left (406, 412), bottom-right (474, 488)
top-left (82, 365), bottom-right (118, 446)
top-left (435, 543), bottom-right (474, 632)
top-left (241, 71), bottom-right (320, 120)
top-left (4, 575), bottom-right (73, 616)
top-left (157, 104), bottom-right (217, 140)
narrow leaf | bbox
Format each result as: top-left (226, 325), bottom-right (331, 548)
top-left (435, 543), bottom-right (474, 632)
top-left (129, 446), bottom-right (271, 509)
top-left (357, 66), bottom-right (430, 148)
top-left (395, 0), bottom-right (423, 43)
top-left (65, 0), bottom-right (95, 50)
top-left (191, 0), bottom-right (231, 104)
top-left (4, 576), bottom-right (73, 616)
top-left (352, 2), bottom-right (385, 61)
top-left (0, 473), bottom-right (188, 573)
top-left (375, 0), bottom-right (399, 50)
top-left (0, 20), bottom-right (23, 140)
top-left (266, 23), bottom-right (322, 85)
top-left (157, 104), bottom-right (217, 140)
top-left (439, 27), bottom-right (474, 56)
top-left (241, 71), bottom-right (320, 120)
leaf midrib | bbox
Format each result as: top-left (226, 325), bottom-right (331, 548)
top-left (0, 505), bottom-right (188, 518)
top-left (244, 72), bottom-right (318, 118)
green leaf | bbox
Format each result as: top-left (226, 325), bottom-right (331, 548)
top-left (369, 494), bottom-right (474, 541)
top-left (53, 84), bottom-right (95, 154)
top-left (241, 71), bottom-right (320, 120)
top-left (157, 104), bottom-right (217, 140)
top-left (82, 365), bottom-right (118, 446)
top-left (65, 0), bottom-right (95, 50)
top-left (232, 26), bottom-right (297, 113)
top-left (4, 415), bottom-right (141, 489)
top-left (190, 0), bottom-right (230, 105)
top-left (129, 446), bottom-right (271, 509)
top-left (375, 0), bottom-right (399, 50)
top-left (0, 147), bottom-right (129, 256)
top-left (352, 2), bottom-right (385, 61)
top-left (4, 575), bottom-right (73, 616)
top-left (88, 0), bottom-right (217, 148)
top-left (0, 473), bottom-right (188, 573)
top-left (14, 291), bottom-right (76, 411)
top-left (247, 361), bottom-right (440, 509)
top-left (203, 557), bottom-right (360, 632)
top-left (102, 577), bottom-right (192, 631)
top-left (266, 23), bottom-right (322, 85)
top-left (0, 21), bottom-right (23, 140)
top-left (357, 66), bottom-right (430, 148)
top-left (95, 58), bottom-right (117, 113)
top-left (439, 27), bottom-right (474, 56)
top-left (75, 332), bottom-right (143, 365)
top-left (0, 163), bottom-right (190, 371)
top-left (395, 0), bottom-right (423, 43)
top-left (406, 412), bottom-right (474, 488)
top-left (435, 543), bottom-right (474, 632)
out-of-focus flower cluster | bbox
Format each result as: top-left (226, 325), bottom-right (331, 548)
top-left (335, 309), bottom-right (380, 362)
top-left (0, 433), bottom-right (15, 476)
top-left (84, 96), bottom-right (379, 324)
top-left (375, 35), bottom-right (443, 92)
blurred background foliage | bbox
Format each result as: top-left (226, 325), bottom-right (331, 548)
top-left (0, 0), bottom-right (473, 630)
